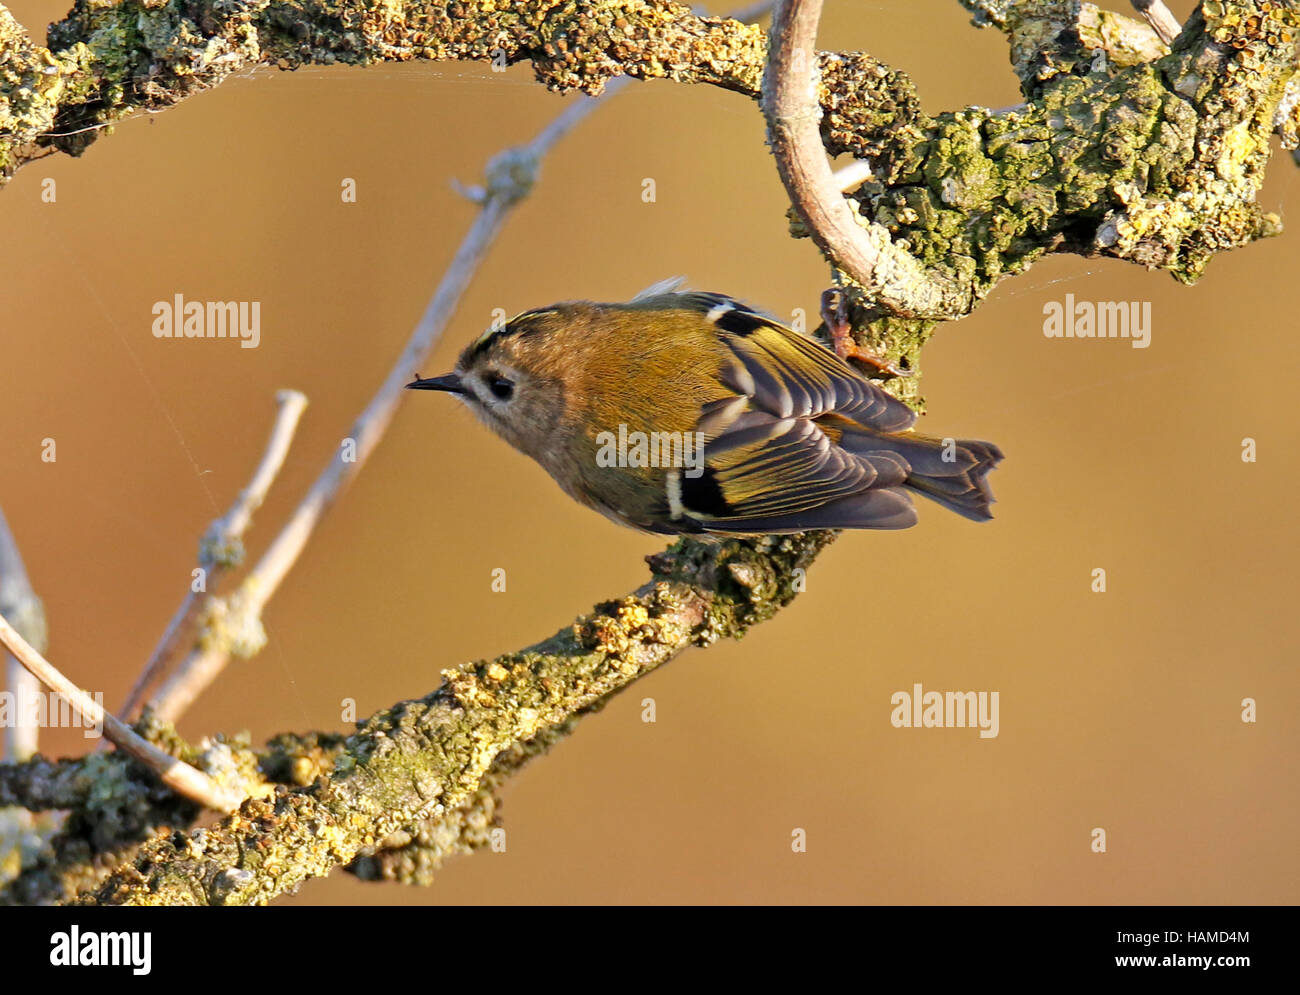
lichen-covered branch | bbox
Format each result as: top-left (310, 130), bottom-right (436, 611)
top-left (70, 532), bottom-right (831, 905)
top-left (917, 0), bottom-right (1297, 286)
top-left (820, 0), bottom-right (1298, 397)
top-left (0, 719), bottom-right (330, 904)
top-left (0, 0), bottom-right (787, 179)
top-left (959, 1), bottom-right (1172, 88)
top-left (3, 0), bottom-right (1293, 328)
top-left (1, 707), bottom-right (561, 900)
top-left (0, 531), bottom-right (830, 904)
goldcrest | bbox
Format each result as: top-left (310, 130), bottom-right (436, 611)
top-left (407, 286), bottom-right (1002, 535)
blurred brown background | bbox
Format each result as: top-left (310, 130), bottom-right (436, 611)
top-left (2, 1), bottom-right (1295, 904)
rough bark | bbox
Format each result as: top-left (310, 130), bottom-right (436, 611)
top-left (3, 533), bottom-right (830, 904)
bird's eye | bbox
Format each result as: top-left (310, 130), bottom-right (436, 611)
top-left (485, 374), bottom-right (514, 401)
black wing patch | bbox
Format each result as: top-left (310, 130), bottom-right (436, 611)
top-left (712, 308), bottom-right (768, 336)
top-left (679, 468), bottom-right (730, 517)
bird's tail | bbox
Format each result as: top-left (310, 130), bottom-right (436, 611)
top-left (893, 434), bottom-right (1003, 521)
top-left (838, 430), bottom-right (1004, 522)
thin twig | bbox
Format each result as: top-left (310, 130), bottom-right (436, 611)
top-left (0, 612), bottom-right (242, 813)
top-left (119, 390), bottom-right (308, 719)
top-left (1130, 0), bottom-right (1182, 45)
top-left (760, 0), bottom-right (965, 319)
top-left (0, 508), bottom-right (46, 763)
top-left (147, 81), bottom-right (634, 724)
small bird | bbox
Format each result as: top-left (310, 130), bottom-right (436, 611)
top-left (407, 285), bottom-right (1003, 535)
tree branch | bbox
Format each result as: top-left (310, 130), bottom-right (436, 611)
top-left (0, 508), bottom-right (52, 892)
top-left (762, 0), bottom-right (972, 319)
top-left (0, 508), bottom-right (46, 763)
top-left (960, 1), bottom-right (1171, 88)
top-left (0, 0), bottom-right (788, 181)
top-left (0, 614), bottom-right (244, 813)
top-left (5, 0), bottom-right (1291, 310)
top-left (80, 532), bottom-right (833, 905)
top-left (119, 390), bottom-right (308, 719)
top-left (1132, 0), bottom-right (1183, 45)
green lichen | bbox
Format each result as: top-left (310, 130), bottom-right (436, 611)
top-left (71, 529), bottom-right (833, 905)
top-left (823, 2), bottom-right (1295, 315)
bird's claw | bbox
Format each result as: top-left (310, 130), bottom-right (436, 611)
top-left (819, 288), bottom-right (913, 379)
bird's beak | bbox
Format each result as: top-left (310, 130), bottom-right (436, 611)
top-left (406, 372), bottom-right (466, 395)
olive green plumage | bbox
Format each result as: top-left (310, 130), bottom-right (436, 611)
top-left (407, 289), bottom-right (1003, 535)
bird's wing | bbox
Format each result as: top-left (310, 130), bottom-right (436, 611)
top-left (644, 292), bottom-right (918, 433)
top-left (672, 410), bottom-right (916, 532)
top-left (617, 292), bottom-right (922, 532)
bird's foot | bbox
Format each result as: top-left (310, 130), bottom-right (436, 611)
top-left (819, 288), bottom-right (913, 379)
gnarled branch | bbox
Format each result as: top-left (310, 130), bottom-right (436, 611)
top-left (82, 532), bottom-right (832, 905)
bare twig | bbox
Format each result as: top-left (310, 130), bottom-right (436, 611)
top-left (1131, 0), bottom-right (1182, 45)
top-left (147, 81), bottom-right (635, 725)
top-left (761, 0), bottom-right (969, 319)
top-left (0, 613), bottom-right (242, 813)
top-left (0, 509), bottom-right (46, 763)
top-left (118, 390), bottom-right (308, 719)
